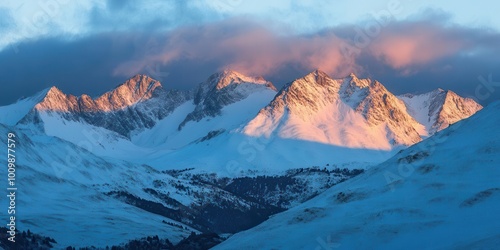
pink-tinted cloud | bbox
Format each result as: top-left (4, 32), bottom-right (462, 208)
top-left (113, 18), bottom-right (358, 78)
top-left (367, 23), bottom-right (468, 69)
top-left (113, 17), bottom-right (500, 81)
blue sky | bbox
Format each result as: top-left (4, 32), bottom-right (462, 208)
top-left (1, 0), bottom-right (498, 48)
top-left (0, 0), bottom-right (499, 105)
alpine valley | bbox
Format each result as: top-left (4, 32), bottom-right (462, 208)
top-left (1, 69), bottom-right (495, 249)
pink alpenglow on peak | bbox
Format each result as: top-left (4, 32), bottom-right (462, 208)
top-left (34, 74), bottom-right (163, 113)
top-left (243, 70), bottom-right (482, 150)
top-left (207, 69), bottom-right (276, 91)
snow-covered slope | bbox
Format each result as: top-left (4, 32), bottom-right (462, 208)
top-left (214, 101), bottom-right (500, 250)
top-left (0, 123), bottom-right (366, 248)
top-left (141, 131), bottom-right (392, 177)
top-left (0, 88), bottom-right (50, 125)
top-left (0, 124), bottom-right (194, 248)
top-left (399, 89), bottom-right (482, 135)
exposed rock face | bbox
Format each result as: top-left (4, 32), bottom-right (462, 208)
top-left (244, 70), bottom-right (481, 149)
top-left (23, 75), bottom-right (192, 136)
top-left (399, 89), bottom-right (482, 135)
top-left (14, 70), bottom-right (482, 148)
top-left (178, 70), bottom-right (277, 130)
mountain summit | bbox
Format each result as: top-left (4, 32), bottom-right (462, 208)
top-left (207, 69), bottom-right (276, 91)
top-left (178, 70), bottom-right (277, 129)
top-left (17, 75), bottom-right (190, 137)
top-left (36, 74), bottom-right (163, 113)
top-left (399, 89), bottom-right (482, 135)
top-left (243, 70), bottom-right (423, 149)
top-left (91, 74), bottom-right (163, 111)
top-left (243, 70), bottom-right (482, 149)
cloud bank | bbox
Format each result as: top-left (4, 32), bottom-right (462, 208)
top-left (1, 14), bottom-right (500, 106)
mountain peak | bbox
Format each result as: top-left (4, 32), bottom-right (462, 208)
top-left (290, 69), bottom-right (335, 89)
top-left (46, 85), bottom-right (61, 92)
top-left (343, 73), bottom-right (372, 89)
top-left (44, 86), bottom-right (65, 98)
top-left (220, 69), bottom-right (241, 77)
top-left (247, 71), bottom-right (424, 147)
top-left (305, 69), bottom-right (330, 79)
top-left (347, 72), bottom-right (358, 79)
top-left (398, 88), bottom-right (482, 135)
top-left (35, 85), bottom-right (78, 112)
top-left (114, 74), bottom-right (162, 95)
top-left (178, 70), bottom-right (277, 130)
top-left (214, 70), bottom-right (245, 89)
top-left (32, 75), bottom-right (165, 113)
top-left (438, 90), bottom-right (483, 126)
top-left (205, 69), bottom-right (276, 91)
top-left (92, 74), bottom-right (163, 111)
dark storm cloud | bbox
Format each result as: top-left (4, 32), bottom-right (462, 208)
top-left (0, 34), bottom-right (135, 105)
top-left (0, 31), bottom-right (229, 106)
top-left (1, 16), bottom-right (499, 106)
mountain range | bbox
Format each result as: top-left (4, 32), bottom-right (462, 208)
top-left (0, 69), bottom-right (490, 249)
top-left (1, 70), bottom-right (481, 160)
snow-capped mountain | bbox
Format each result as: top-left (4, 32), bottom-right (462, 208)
top-left (2, 70), bottom-right (482, 169)
top-left (126, 70), bottom-right (482, 177)
top-left (7, 70), bottom-right (481, 153)
top-left (179, 70), bottom-right (276, 129)
top-left (34, 74), bottom-right (165, 113)
top-left (215, 101), bottom-right (500, 250)
top-left (244, 70), bottom-right (424, 150)
top-left (18, 74), bottom-right (191, 137)
top-left (132, 70), bottom-right (278, 149)
top-left (244, 70), bottom-right (483, 150)
top-left (399, 88), bottom-right (483, 135)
